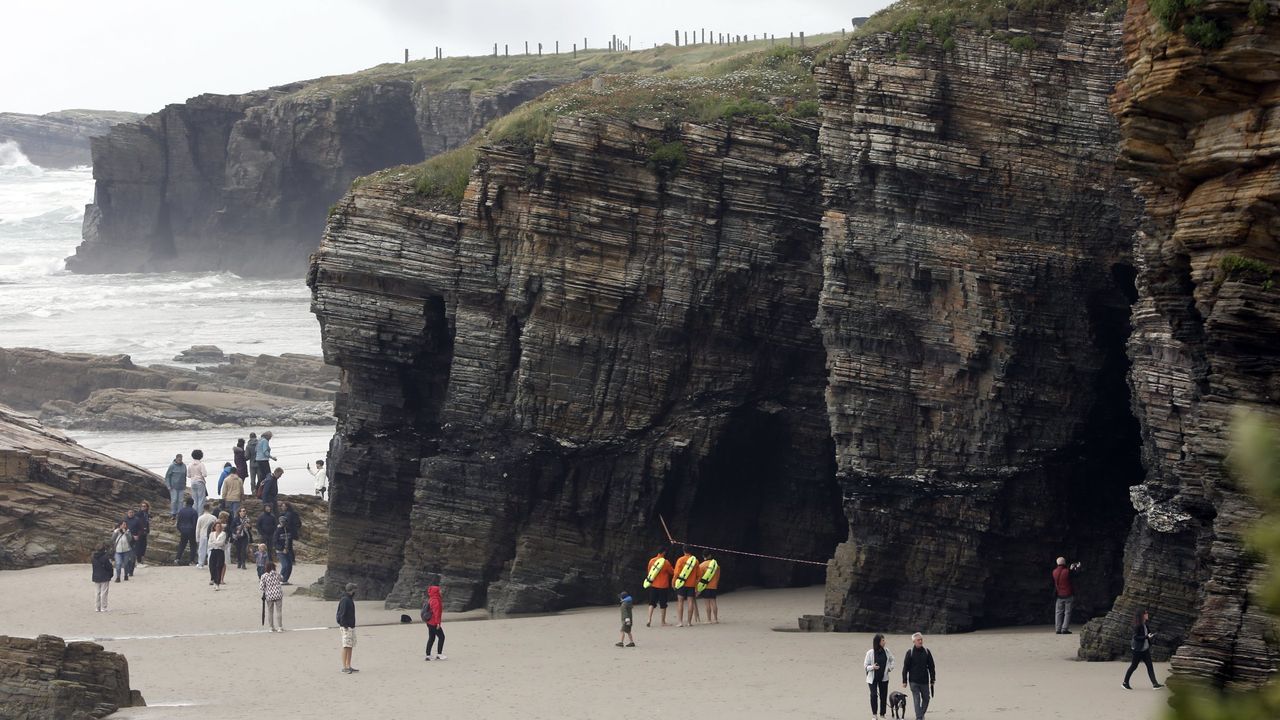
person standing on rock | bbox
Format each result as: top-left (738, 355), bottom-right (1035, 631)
top-left (901, 633), bottom-right (936, 720)
top-left (1122, 609), bottom-right (1164, 690)
top-left (195, 503), bottom-right (216, 568)
top-left (222, 468), bottom-right (245, 518)
top-left (174, 497), bottom-right (198, 565)
top-left (91, 543), bottom-right (113, 611)
top-left (643, 546), bottom-right (673, 627)
top-left (1052, 556), bottom-right (1082, 634)
top-left (308, 459), bottom-right (327, 499)
top-left (245, 433), bottom-right (260, 493)
top-left (261, 467), bottom-right (283, 509)
top-left (257, 504), bottom-right (278, 562)
top-left (254, 431), bottom-right (277, 491)
top-left (337, 582), bottom-right (359, 673)
top-left (229, 505), bottom-right (253, 569)
top-left (164, 454), bottom-right (187, 517)
top-left (233, 438), bottom-right (249, 485)
top-left (260, 560), bottom-right (285, 631)
top-left (217, 462), bottom-right (234, 505)
top-left (188, 449), bottom-right (209, 515)
top-left (110, 520), bottom-right (133, 582)
top-left (865, 633), bottom-right (895, 720)
top-left (135, 501), bottom-right (152, 566)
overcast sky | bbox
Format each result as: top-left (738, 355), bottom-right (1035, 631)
top-left (1, 0), bottom-right (892, 115)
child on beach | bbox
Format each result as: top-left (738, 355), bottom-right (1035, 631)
top-left (255, 543), bottom-right (268, 578)
top-left (616, 591), bottom-right (636, 647)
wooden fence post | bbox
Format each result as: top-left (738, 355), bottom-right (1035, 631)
top-left (800, 31), bottom-right (805, 46)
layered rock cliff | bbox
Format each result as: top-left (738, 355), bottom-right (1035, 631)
top-left (1077, 0), bottom-right (1280, 689)
top-left (311, 111), bottom-right (844, 610)
top-left (800, 7), bottom-right (1145, 633)
top-left (0, 109), bottom-right (141, 168)
top-left (0, 635), bottom-right (144, 719)
top-left (68, 74), bottom-right (567, 277)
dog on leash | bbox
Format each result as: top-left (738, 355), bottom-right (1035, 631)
top-left (887, 691), bottom-right (908, 719)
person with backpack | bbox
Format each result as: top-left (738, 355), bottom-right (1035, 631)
top-left (1122, 609), bottom-right (1164, 690)
top-left (671, 545), bottom-right (700, 627)
top-left (901, 632), bottom-right (936, 720)
top-left (642, 546), bottom-right (673, 627)
top-left (695, 551), bottom-right (721, 624)
top-left (422, 585), bottom-right (446, 661)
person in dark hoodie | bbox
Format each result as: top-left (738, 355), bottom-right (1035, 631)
top-left (174, 497), bottom-right (198, 565)
top-left (233, 438), bottom-right (249, 485)
top-left (256, 504), bottom-right (278, 562)
top-left (135, 501), bottom-right (152, 566)
top-left (338, 582), bottom-right (358, 673)
top-left (260, 467), bottom-right (283, 509)
top-left (91, 544), bottom-right (113, 612)
top-left (423, 585), bottom-right (446, 661)
top-left (273, 515), bottom-right (295, 585)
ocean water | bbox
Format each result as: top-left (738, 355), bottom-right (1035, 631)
top-left (0, 140), bottom-right (335, 484)
top-left (0, 141), bottom-right (321, 366)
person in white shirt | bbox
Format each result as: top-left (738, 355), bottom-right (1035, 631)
top-left (308, 459), bottom-right (328, 499)
top-left (208, 522), bottom-right (228, 589)
top-left (194, 505), bottom-right (216, 568)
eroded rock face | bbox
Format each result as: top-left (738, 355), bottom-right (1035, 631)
top-left (0, 110), bottom-right (141, 168)
top-left (804, 12), bottom-right (1144, 632)
top-left (311, 116), bottom-right (844, 610)
top-left (0, 635), bottom-right (143, 720)
top-left (1077, 0), bottom-right (1280, 688)
top-left (68, 77), bottom-right (567, 277)
top-left (0, 405), bottom-right (171, 569)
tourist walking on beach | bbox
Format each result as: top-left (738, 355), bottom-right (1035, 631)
top-left (337, 582), bottom-right (359, 673)
top-left (195, 503), bottom-right (216, 568)
top-left (91, 544), bottom-right (113, 611)
top-left (230, 506), bottom-right (253, 569)
top-left (257, 504), bottom-right (278, 561)
top-left (643, 546), bottom-right (673, 627)
top-left (901, 633), bottom-right (936, 720)
top-left (222, 468), bottom-right (244, 518)
top-left (260, 560), bottom-right (285, 631)
top-left (233, 438), bottom-right (249, 484)
top-left (245, 433), bottom-right (260, 493)
top-left (254, 431), bottom-right (277, 489)
top-left (135, 501), bottom-right (152, 566)
top-left (616, 590), bottom-right (636, 647)
top-left (164, 454), bottom-right (187, 516)
top-left (1122, 609), bottom-right (1164, 690)
top-left (188, 450), bottom-right (208, 515)
top-left (273, 515), bottom-right (295, 585)
top-left (865, 633), bottom-right (895, 719)
top-left (672, 545), bottom-right (699, 627)
top-left (260, 467), bottom-right (283, 509)
top-left (208, 521), bottom-right (228, 589)
top-left (308, 459), bottom-right (327, 499)
top-left (1052, 556), bottom-right (1082, 634)
top-left (423, 584), bottom-right (446, 660)
top-left (174, 497), bottom-right (197, 565)
top-left (110, 521), bottom-right (133, 582)
top-left (696, 551), bottom-right (720, 624)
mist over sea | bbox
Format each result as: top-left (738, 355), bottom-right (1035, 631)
top-left (0, 140), bottom-right (333, 494)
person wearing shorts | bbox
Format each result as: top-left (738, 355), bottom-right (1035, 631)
top-left (643, 547), bottom-right (673, 627)
top-left (337, 582), bottom-right (359, 673)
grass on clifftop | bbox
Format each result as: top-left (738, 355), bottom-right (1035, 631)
top-left (856, 0), bottom-right (1126, 53)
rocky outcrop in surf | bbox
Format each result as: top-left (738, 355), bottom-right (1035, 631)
top-left (0, 109), bottom-right (141, 168)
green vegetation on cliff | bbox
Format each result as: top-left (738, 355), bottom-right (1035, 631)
top-left (856, 0), bottom-right (1125, 53)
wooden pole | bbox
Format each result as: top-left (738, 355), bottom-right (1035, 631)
top-left (538, 42), bottom-right (542, 56)
top-left (573, 42), bottom-right (577, 57)
top-left (505, 44), bottom-right (509, 56)
top-left (525, 41), bottom-right (529, 55)
top-left (800, 31), bottom-right (805, 46)
top-left (493, 43), bottom-right (498, 56)
top-left (674, 30), bottom-right (679, 46)
top-left (556, 40), bottom-right (559, 54)
top-left (404, 48), bottom-right (408, 63)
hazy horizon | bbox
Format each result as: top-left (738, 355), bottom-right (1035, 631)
top-left (3, 0), bottom-right (891, 116)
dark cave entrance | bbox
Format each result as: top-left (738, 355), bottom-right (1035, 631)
top-left (676, 406), bottom-right (844, 590)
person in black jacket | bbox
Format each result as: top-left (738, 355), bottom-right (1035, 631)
top-left (256, 505), bottom-right (278, 561)
top-left (1122, 609), bottom-right (1164, 690)
top-left (91, 544), bottom-right (114, 612)
top-left (337, 582), bottom-right (358, 673)
top-left (174, 498), bottom-right (198, 566)
top-left (135, 501), bottom-right (152, 566)
top-left (901, 632), bottom-right (937, 720)
top-left (260, 467), bottom-right (283, 509)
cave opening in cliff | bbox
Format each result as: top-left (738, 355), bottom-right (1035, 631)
top-left (674, 407), bottom-right (843, 590)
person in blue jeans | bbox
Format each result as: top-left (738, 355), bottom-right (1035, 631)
top-left (110, 521), bottom-right (133, 582)
top-left (254, 431), bottom-right (277, 487)
top-left (273, 516), bottom-right (295, 584)
top-left (173, 497), bottom-right (198, 565)
top-left (164, 454), bottom-right (187, 516)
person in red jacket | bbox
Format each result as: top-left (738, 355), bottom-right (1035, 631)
top-left (423, 585), bottom-right (446, 661)
top-left (1052, 556), bottom-right (1082, 634)
top-left (643, 547), bottom-right (674, 627)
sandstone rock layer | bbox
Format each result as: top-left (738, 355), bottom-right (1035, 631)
top-left (0, 634), bottom-right (143, 719)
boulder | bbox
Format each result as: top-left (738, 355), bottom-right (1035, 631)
top-left (0, 635), bottom-right (143, 720)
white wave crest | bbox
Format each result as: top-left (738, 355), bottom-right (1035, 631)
top-left (0, 141), bottom-right (43, 177)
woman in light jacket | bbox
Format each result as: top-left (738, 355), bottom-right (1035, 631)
top-left (864, 633), bottom-right (895, 719)
top-left (208, 521), bottom-right (228, 590)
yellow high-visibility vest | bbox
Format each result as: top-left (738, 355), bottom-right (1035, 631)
top-left (643, 557), bottom-right (667, 589)
top-left (696, 559), bottom-right (719, 593)
top-left (674, 555), bottom-right (699, 589)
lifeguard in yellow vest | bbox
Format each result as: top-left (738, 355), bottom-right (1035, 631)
top-left (672, 545), bottom-right (700, 627)
top-left (695, 551), bottom-right (720, 624)
top-left (642, 546), bottom-right (674, 627)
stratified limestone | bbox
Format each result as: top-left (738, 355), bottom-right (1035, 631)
top-left (69, 77), bottom-right (565, 277)
top-left (0, 405), bottom-right (171, 569)
top-left (0, 110), bottom-right (141, 168)
top-left (311, 114), bottom-right (843, 611)
top-left (1077, 0), bottom-right (1280, 689)
top-left (0, 634), bottom-right (143, 719)
top-left (805, 9), bottom-right (1144, 632)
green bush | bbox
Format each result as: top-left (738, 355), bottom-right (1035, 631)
top-left (792, 100), bottom-right (820, 118)
top-left (414, 146), bottom-right (477, 203)
top-left (646, 141), bottom-right (687, 177)
top-left (1009, 35), bottom-right (1038, 51)
top-left (1183, 15), bottom-right (1232, 48)
top-left (1249, 0), bottom-right (1269, 24)
top-left (1220, 254), bottom-right (1274, 280)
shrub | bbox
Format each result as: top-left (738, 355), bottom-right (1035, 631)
top-left (1250, 0), bottom-right (1269, 23)
top-left (646, 140), bottom-right (687, 177)
top-left (1183, 15), bottom-right (1232, 48)
top-left (414, 146), bottom-right (477, 203)
top-left (1008, 35), bottom-right (1038, 52)
top-left (792, 100), bottom-right (820, 118)
top-left (1220, 254), bottom-right (1274, 280)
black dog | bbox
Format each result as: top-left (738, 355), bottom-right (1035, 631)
top-left (888, 691), bottom-right (908, 719)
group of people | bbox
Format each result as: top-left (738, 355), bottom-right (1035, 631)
top-left (863, 632), bottom-right (936, 720)
top-left (639, 544), bottom-right (721, 630)
top-left (91, 501), bottom-right (155, 610)
top-left (162, 433), bottom-right (330, 522)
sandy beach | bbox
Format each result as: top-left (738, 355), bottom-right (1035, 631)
top-left (0, 562), bottom-right (1170, 720)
